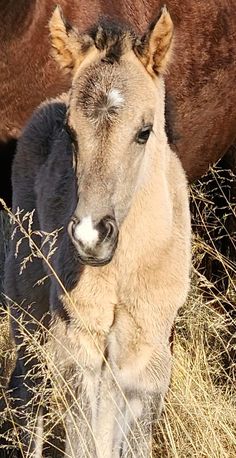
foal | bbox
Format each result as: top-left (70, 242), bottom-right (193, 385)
top-left (5, 6), bottom-right (191, 456)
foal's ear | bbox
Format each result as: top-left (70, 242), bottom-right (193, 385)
top-left (49, 6), bottom-right (94, 73)
top-left (135, 6), bottom-right (173, 76)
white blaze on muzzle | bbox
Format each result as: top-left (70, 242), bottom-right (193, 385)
top-left (74, 216), bottom-right (99, 248)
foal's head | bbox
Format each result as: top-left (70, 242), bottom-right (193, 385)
top-left (50, 6), bottom-right (173, 266)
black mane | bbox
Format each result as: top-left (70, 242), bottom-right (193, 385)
top-left (88, 17), bottom-right (137, 63)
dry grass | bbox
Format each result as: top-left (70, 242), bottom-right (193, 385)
top-left (0, 165), bottom-right (235, 457)
top-left (154, 278), bottom-right (236, 457)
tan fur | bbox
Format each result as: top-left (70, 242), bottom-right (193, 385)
top-left (45, 9), bottom-right (191, 457)
top-left (137, 6), bottom-right (174, 75)
top-left (49, 6), bottom-right (94, 74)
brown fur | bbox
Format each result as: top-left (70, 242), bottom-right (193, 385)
top-left (0, 0), bottom-right (236, 180)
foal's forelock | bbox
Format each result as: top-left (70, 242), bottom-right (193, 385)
top-left (70, 63), bottom-right (126, 129)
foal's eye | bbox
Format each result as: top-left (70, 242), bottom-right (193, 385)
top-left (136, 125), bottom-right (153, 145)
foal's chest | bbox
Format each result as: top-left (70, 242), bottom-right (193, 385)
top-left (61, 263), bottom-right (118, 335)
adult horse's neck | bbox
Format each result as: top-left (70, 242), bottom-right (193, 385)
top-left (0, 0), bottom-right (39, 38)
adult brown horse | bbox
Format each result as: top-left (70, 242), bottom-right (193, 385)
top-left (0, 0), bottom-right (236, 190)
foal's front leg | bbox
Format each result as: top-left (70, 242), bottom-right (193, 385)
top-left (50, 316), bottom-right (108, 457)
top-left (55, 267), bottom-right (116, 455)
top-left (96, 305), bottom-right (173, 457)
top-left (95, 368), bottom-right (153, 458)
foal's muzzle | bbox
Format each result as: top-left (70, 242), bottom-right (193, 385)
top-left (68, 215), bottom-right (118, 266)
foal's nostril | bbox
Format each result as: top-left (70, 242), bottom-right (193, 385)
top-left (106, 221), bottom-right (114, 238)
top-left (68, 217), bottom-right (81, 243)
top-left (97, 216), bottom-right (117, 242)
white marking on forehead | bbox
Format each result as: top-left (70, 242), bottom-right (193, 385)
top-left (107, 89), bottom-right (124, 109)
top-left (74, 216), bottom-right (99, 248)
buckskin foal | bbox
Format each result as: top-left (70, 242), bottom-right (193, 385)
top-left (5, 6), bottom-right (191, 457)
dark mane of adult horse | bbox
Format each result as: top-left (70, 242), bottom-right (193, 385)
top-left (0, 0), bottom-right (236, 185)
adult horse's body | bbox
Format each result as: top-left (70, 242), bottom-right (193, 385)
top-left (0, 0), bottom-right (236, 183)
top-left (4, 7), bottom-right (191, 456)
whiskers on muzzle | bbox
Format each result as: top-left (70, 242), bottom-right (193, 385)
top-left (68, 214), bottom-right (118, 266)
